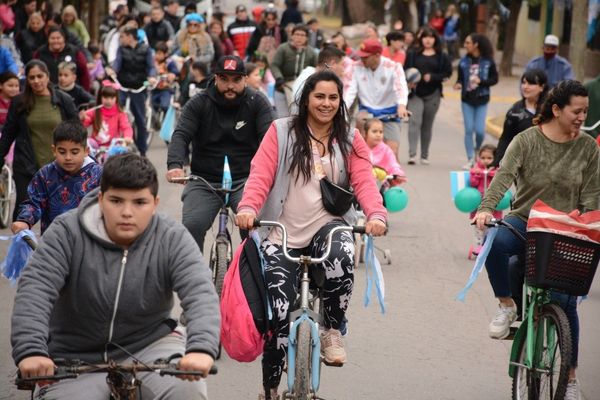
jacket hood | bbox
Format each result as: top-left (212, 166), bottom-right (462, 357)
top-left (77, 187), bottom-right (157, 250)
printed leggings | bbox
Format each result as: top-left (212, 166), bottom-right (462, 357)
top-left (260, 220), bottom-right (355, 389)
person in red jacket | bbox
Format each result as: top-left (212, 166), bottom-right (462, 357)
top-left (227, 4), bottom-right (257, 59)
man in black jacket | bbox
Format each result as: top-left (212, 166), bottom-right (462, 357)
top-left (112, 26), bottom-right (157, 156)
top-left (166, 55), bottom-right (274, 251)
top-left (144, 6), bottom-right (175, 49)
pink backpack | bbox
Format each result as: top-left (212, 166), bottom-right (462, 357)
top-left (220, 237), bottom-right (270, 362)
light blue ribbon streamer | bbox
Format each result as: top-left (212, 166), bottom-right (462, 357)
top-left (455, 227), bottom-right (498, 302)
top-left (0, 230), bottom-right (37, 285)
top-left (364, 235), bottom-right (386, 314)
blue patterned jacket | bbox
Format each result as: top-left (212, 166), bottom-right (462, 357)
top-left (16, 157), bottom-right (102, 233)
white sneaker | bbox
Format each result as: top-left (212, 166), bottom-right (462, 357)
top-left (462, 159), bottom-right (474, 170)
top-left (488, 303), bottom-right (517, 339)
top-left (565, 379), bottom-right (580, 400)
top-left (420, 158), bottom-right (430, 165)
top-left (408, 157), bottom-right (417, 165)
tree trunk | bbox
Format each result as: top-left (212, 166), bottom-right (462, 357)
top-left (570, 0), bottom-right (588, 81)
top-left (499, 1), bottom-right (522, 77)
top-left (341, 0), bottom-right (353, 26)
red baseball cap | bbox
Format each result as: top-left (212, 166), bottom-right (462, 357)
top-left (356, 39), bottom-right (383, 57)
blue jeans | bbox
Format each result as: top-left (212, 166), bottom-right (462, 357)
top-left (151, 89), bottom-right (172, 113)
top-left (120, 90), bottom-right (149, 156)
top-left (487, 215), bottom-right (580, 366)
top-left (461, 102), bottom-right (488, 160)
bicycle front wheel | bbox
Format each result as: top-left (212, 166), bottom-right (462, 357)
top-left (512, 303), bottom-right (572, 400)
top-left (0, 168), bottom-right (12, 229)
top-left (293, 320), bottom-right (312, 400)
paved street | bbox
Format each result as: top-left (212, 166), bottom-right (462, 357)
top-left (1, 74), bottom-right (599, 400)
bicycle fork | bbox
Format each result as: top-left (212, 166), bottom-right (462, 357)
top-left (287, 261), bottom-right (322, 394)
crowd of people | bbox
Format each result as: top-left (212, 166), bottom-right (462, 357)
top-left (0, 1), bottom-right (599, 400)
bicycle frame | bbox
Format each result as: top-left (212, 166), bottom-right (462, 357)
top-left (508, 285), bottom-right (555, 378)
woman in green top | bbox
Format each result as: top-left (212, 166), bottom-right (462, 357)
top-left (0, 59), bottom-right (77, 220)
top-left (61, 5), bottom-right (90, 47)
top-left (474, 80), bottom-right (600, 398)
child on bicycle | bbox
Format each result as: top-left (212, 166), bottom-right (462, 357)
top-left (151, 41), bottom-right (179, 115)
top-left (177, 60), bottom-right (209, 107)
top-left (362, 118), bottom-right (407, 185)
top-left (11, 120), bottom-right (102, 235)
top-left (80, 80), bottom-right (133, 148)
top-left (470, 144), bottom-right (502, 252)
top-left (11, 153), bottom-right (219, 399)
top-left (57, 61), bottom-right (94, 108)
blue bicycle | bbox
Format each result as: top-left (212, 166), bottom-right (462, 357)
top-left (254, 220), bottom-right (364, 400)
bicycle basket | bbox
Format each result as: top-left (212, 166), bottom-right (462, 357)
top-left (525, 231), bottom-right (600, 296)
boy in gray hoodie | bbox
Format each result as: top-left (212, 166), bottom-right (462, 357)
top-left (11, 153), bottom-right (220, 399)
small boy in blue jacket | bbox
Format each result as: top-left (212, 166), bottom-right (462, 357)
top-left (11, 120), bottom-right (102, 234)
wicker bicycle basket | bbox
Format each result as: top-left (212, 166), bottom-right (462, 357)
top-left (525, 231), bottom-right (600, 296)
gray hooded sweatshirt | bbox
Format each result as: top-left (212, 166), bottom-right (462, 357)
top-left (11, 188), bottom-right (220, 365)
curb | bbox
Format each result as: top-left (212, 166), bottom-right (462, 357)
top-left (486, 116), bottom-right (505, 139)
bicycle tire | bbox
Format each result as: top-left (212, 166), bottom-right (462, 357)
top-left (512, 303), bottom-right (572, 400)
top-left (0, 169), bottom-right (11, 229)
top-left (293, 320), bottom-right (312, 400)
top-left (213, 240), bottom-right (230, 298)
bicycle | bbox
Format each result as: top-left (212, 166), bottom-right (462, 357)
top-left (484, 219), bottom-right (600, 400)
top-left (254, 220), bottom-right (365, 400)
top-left (580, 119), bottom-right (600, 133)
top-left (170, 173), bottom-right (246, 298)
top-left (15, 354), bottom-right (218, 400)
top-left (0, 163), bottom-right (14, 228)
top-left (107, 74), bottom-right (158, 151)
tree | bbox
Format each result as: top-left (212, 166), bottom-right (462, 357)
top-left (570, 0), bottom-right (588, 81)
top-left (498, 1), bottom-right (523, 77)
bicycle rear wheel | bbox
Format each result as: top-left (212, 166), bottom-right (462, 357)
top-left (512, 303), bottom-right (572, 400)
top-left (293, 320), bottom-right (312, 400)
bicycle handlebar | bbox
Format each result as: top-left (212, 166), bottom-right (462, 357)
top-left (170, 175), bottom-right (246, 194)
top-left (15, 360), bottom-right (217, 390)
top-left (254, 220), bottom-right (365, 264)
top-left (581, 120), bottom-right (600, 132)
top-left (474, 218), bottom-right (527, 243)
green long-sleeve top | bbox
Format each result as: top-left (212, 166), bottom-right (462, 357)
top-left (479, 126), bottom-right (600, 221)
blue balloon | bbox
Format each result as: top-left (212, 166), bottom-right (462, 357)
top-left (454, 187), bottom-right (481, 213)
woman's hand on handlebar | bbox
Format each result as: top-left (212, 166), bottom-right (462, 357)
top-left (166, 168), bottom-right (185, 184)
top-left (366, 219), bottom-right (386, 236)
top-left (235, 211), bottom-right (256, 231)
top-left (473, 211), bottom-right (493, 230)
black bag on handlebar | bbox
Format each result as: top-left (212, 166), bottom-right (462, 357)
top-left (320, 177), bottom-right (354, 216)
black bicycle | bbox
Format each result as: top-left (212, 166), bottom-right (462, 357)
top-left (15, 354), bottom-right (217, 400)
top-left (170, 174), bottom-right (245, 297)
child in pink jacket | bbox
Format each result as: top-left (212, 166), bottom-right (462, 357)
top-left (469, 144), bottom-right (502, 219)
top-left (80, 81), bottom-right (133, 147)
top-left (363, 118), bottom-right (407, 185)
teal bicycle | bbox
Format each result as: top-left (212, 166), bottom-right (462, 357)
top-left (488, 219), bottom-right (600, 399)
top-left (254, 220), bottom-right (365, 400)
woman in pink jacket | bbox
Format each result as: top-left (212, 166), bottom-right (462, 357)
top-left (236, 70), bottom-right (387, 400)
top-left (80, 81), bottom-right (133, 147)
